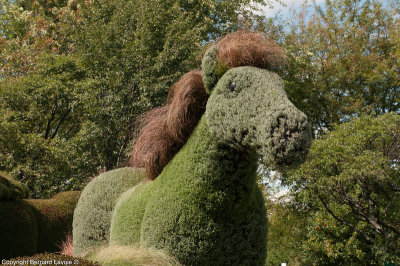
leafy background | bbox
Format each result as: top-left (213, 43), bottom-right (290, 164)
top-left (0, 0), bottom-right (399, 264)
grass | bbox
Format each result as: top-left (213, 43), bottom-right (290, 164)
top-left (87, 245), bottom-right (181, 266)
top-left (58, 232), bottom-right (73, 257)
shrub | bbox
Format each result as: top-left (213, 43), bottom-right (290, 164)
top-left (73, 167), bottom-right (146, 256)
top-left (77, 32), bottom-right (308, 265)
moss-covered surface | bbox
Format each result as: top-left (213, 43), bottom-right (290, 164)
top-left (86, 245), bottom-right (181, 266)
top-left (0, 191), bottom-right (80, 260)
top-left (73, 167), bottom-right (147, 257)
top-left (27, 191), bottom-right (81, 254)
top-left (2, 253), bottom-right (100, 265)
top-left (111, 117), bottom-right (268, 265)
top-left (0, 171), bottom-right (30, 200)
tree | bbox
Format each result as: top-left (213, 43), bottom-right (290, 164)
top-left (257, 1), bottom-right (400, 263)
top-left (0, 0), bottom-right (84, 79)
top-left (264, 190), bottom-right (311, 265)
top-left (273, 0), bottom-right (400, 134)
top-left (0, 0), bottom-right (271, 197)
top-left (0, 54), bottom-right (101, 197)
top-left (58, 0), bottom-right (271, 169)
top-left (283, 113), bottom-right (400, 264)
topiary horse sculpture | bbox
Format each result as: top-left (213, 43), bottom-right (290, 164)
top-left (73, 32), bottom-right (312, 265)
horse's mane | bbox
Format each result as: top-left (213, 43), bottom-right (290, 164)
top-left (131, 70), bottom-right (207, 179)
top-left (131, 31), bottom-right (284, 179)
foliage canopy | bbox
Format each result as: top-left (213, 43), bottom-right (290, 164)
top-left (283, 113), bottom-right (400, 264)
top-left (271, 0), bottom-right (400, 133)
top-left (0, 0), bottom-right (267, 197)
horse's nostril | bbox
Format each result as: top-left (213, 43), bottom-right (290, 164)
top-left (241, 129), bottom-right (249, 138)
top-left (276, 115), bottom-right (290, 136)
top-left (276, 115), bottom-right (287, 126)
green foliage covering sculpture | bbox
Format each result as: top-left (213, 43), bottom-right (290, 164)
top-left (73, 32), bottom-right (312, 265)
top-left (73, 167), bottom-right (147, 255)
top-left (0, 173), bottom-right (81, 259)
top-left (0, 171), bottom-right (30, 200)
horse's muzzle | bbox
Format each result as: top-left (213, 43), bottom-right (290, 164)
top-left (268, 113), bottom-right (312, 166)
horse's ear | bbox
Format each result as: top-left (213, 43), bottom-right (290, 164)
top-left (201, 44), bottom-right (227, 94)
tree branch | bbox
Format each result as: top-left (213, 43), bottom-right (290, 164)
top-left (44, 102), bottom-right (58, 139)
top-left (50, 106), bottom-right (71, 139)
top-left (317, 194), bottom-right (374, 244)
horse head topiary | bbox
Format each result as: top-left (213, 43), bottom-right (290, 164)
top-left (73, 31), bottom-right (312, 265)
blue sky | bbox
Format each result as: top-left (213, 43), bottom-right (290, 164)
top-left (258, 0), bottom-right (326, 18)
top-left (259, 0), bottom-right (396, 18)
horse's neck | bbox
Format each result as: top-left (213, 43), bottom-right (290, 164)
top-left (159, 115), bottom-right (258, 195)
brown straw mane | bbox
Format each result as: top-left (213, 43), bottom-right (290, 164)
top-left (131, 31), bottom-right (284, 180)
top-left (131, 70), bottom-right (208, 179)
top-left (217, 31), bottom-right (284, 70)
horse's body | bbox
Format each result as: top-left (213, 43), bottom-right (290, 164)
top-left (111, 116), bottom-right (265, 265)
top-left (73, 32), bottom-right (312, 265)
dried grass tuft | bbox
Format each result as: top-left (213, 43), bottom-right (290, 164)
top-left (131, 71), bottom-right (207, 179)
top-left (88, 245), bottom-right (181, 266)
top-left (217, 31), bottom-right (284, 70)
top-left (58, 232), bottom-right (73, 257)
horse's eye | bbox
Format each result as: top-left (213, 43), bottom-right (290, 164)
top-left (229, 82), bottom-right (236, 91)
